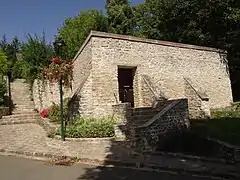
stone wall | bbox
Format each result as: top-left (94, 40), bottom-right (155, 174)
top-left (184, 78), bottom-right (211, 119)
top-left (82, 31), bottom-right (233, 117)
top-left (32, 80), bottom-right (71, 111)
top-left (141, 77), bottom-right (155, 107)
top-left (42, 31), bottom-right (233, 118)
top-left (112, 102), bottom-right (132, 140)
top-left (32, 39), bottom-right (93, 116)
top-left (141, 74), bottom-right (168, 107)
top-left (134, 99), bottom-right (189, 151)
top-left (71, 38), bottom-right (93, 117)
top-left (0, 107), bottom-right (9, 118)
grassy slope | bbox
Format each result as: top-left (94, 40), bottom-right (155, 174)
top-left (191, 105), bottom-right (240, 146)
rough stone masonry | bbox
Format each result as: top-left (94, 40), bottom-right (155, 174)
top-left (33, 31), bottom-right (233, 118)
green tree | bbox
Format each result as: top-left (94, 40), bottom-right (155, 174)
top-left (21, 33), bottom-right (54, 81)
top-left (134, 0), bottom-right (240, 100)
top-left (0, 48), bottom-right (7, 106)
top-left (0, 48), bottom-right (7, 75)
top-left (58, 9), bottom-right (108, 59)
top-left (0, 35), bottom-right (7, 52)
top-left (106, 0), bottom-right (135, 35)
top-left (0, 35), bottom-right (22, 79)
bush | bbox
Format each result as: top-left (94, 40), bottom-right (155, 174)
top-left (48, 98), bottom-right (70, 123)
top-left (57, 116), bottom-right (116, 138)
top-left (0, 77), bottom-right (7, 106)
top-left (212, 109), bottom-right (240, 119)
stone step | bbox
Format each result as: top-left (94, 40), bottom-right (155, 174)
top-left (12, 94), bottom-right (32, 97)
top-left (12, 111), bottom-right (36, 115)
top-left (133, 108), bottom-right (161, 115)
top-left (0, 119), bottom-right (37, 125)
top-left (11, 89), bottom-right (30, 91)
top-left (13, 109), bottom-right (35, 113)
top-left (13, 107), bottom-right (35, 111)
top-left (13, 108), bottom-right (35, 111)
top-left (13, 102), bottom-right (34, 106)
top-left (12, 108), bottom-right (35, 113)
top-left (133, 110), bottom-right (160, 116)
top-left (132, 114), bottom-right (156, 121)
top-left (13, 103), bottom-right (34, 106)
top-left (11, 79), bottom-right (27, 82)
top-left (11, 94), bottom-right (31, 97)
top-left (1, 113), bottom-right (40, 120)
top-left (14, 104), bottom-right (34, 108)
top-left (11, 88), bottom-right (31, 91)
top-left (131, 120), bottom-right (149, 128)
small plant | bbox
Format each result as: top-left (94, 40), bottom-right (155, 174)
top-left (56, 116), bottom-right (116, 138)
top-left (48, 98), bottom-right (70, 123)
top-left (0, 77), bottom-right (7, 107)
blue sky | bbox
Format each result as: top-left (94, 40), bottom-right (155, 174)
top-left (0, 0), bottom-right (145, 43)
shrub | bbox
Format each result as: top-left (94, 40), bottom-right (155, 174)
top-left (0, 77), bottom-right (7, 106)
top-left (57, 116), bottom-right (116, 138)
top-left (48, 98), bottom-right (70, 123)
top-left (212, 110), bottom-right (240, 119)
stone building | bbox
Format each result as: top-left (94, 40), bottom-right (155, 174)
top-left (69, 31), bottom-right (233, 119)
top-left (33, 31), bottom-right (233, 119)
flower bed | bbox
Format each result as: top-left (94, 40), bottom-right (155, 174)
top-left (55, 116), bottom-right (116, 138)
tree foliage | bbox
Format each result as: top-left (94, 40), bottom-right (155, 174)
top-left (21, 33), bottom-right (54, 81)
top-left (58, 9), bottom-right (108, 59)
top-left (0, 35), bottom-right (21, 79)
top-left (0, 48), bottom-right (8, 75)
top-left (0, 48), bottom-right (7, 106)
top-left (135, 0), bottom-right (240, 100)
top-left (106, 0), bottom-right (135, 35)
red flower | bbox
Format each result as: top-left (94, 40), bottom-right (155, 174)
top-left (40, 108), bottom-right (51, 118)
top-left (51, 57), bottom-right (63, 64)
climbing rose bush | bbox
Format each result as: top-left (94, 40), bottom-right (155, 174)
top-left (43, 57), bottom-right (73, 87)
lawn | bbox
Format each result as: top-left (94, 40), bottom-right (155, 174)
top-left (190, 106), bottom-right (240, 146)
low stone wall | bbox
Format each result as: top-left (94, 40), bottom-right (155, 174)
top-left (203, 137), bottom-right (240, 162)
top-left (0, 107), bottom-right (9, 118)
top-left (134, 99), bottom-right (190, 151)
top-left (112, 103), bottom-right (132, 140)
top-left (32, 79), bottom-right (72, 111)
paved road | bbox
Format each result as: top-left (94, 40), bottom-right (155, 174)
top-left (0, 155), bottom-right (218, 180)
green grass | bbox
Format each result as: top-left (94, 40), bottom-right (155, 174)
top-left (191, 108), bottom-right (240, 146)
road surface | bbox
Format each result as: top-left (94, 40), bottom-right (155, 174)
top-left (0, 155), bottom-right (217, 180)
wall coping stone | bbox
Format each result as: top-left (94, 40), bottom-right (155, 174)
top-left (54, 135), bottom-right (115, 142)
top-left (184, 77), bottom-right (209, 101)
top-left (74, 31), bottom-right (226, 61)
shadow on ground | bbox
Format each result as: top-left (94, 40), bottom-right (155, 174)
top-left (76, 165), bottom-right (206, 180)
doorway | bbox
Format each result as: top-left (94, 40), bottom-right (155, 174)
top-left (118, 67), bottom-right (136, 107)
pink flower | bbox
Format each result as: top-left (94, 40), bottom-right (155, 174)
top-left (40, 108), bottom-right (51, 118)
top-left (51, 57), bottom-right (62, 64)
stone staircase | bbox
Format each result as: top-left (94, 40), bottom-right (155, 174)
top-left (0, 79), bottom-right (39, 125)
top-left (131, 100), bottom-right (174, 127)
top-left (132, 107), bottom-right (160, 127)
